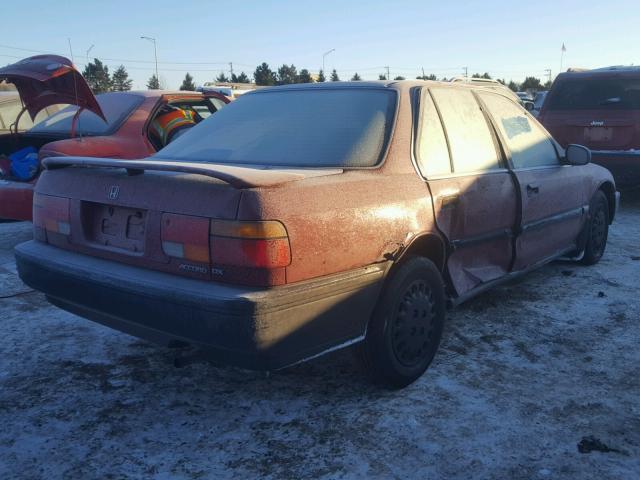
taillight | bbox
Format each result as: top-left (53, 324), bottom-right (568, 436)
top-left (33, 193), bottom-right (70, 240)
top-left (210, 220), bottom-right (291, 286)
top-left (161, 213), bottom-right (210, 263)
top-left (162, 214), bottom-right (291, 286)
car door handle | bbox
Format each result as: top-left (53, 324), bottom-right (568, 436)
top-left (441, 193), bottom-right (460, 209)
top-left (526, 183), bottom-right (539, 195)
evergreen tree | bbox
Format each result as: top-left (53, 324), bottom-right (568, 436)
top-left (378, 74), bottom-right (387, 80)
top-left (277, 64), bottom-right (298, 85)
top-left (351, 72), bottom-right (362, 81)
top-left (416, 73), bottom-right (437, 80)
top-left (82, 58), bottom-right (112, 93)
top-left (235, 72), bottom-right (250, 83)
top-left (111, 65), bottom-right (132, 91)
top-left (216, 72), bottom-right (230, 83)
top-left (297, 69), bottom-right (313, 83)
top-left (472, 72), bottom-right (492, 79)
top-left (507, 80), bottom-right (519, 92)
top-left (254, 63), bottom-right (276, 86)
top-left (317, 69), bottom-right (326, 82)
top-left (520, 76), bottom-right (543, 92)
top-left (147, 74), bottom-right (160, 90)
top-left (180, 73), bottom-right (196, 91)
top-left (330, 69), bottom-right (340, 82)
top-left (394, 75), bottom-right (405, 80)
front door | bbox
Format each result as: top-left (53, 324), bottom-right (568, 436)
top-left (417, 87), bottom-right (518, 296)
top-left (478, 92), bottom-right (587, 271)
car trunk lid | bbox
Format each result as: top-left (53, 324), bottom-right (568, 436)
top-left (0, 55), bottom-right (105, 122)
top-left (542, 110), bottom-right (640, 150)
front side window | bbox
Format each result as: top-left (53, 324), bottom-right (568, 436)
top-left (416, 91), bottom-right (451, 177)
top-left (430, 88), bottom-right (500, 173)
top-left (480, 92), bottom-right (559, 169)
top-left (155, 88), bottom-right (397, 168)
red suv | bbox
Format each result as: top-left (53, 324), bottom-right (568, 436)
top-left (539, 66), bottom-right (640, 185)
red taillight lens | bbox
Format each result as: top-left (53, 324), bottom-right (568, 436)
top-left (210, 220), bottom-right (290, 268)
top-left (161, 213), bottom-right (210, 263)
top-left (210, 220), bottom-right (291, 286)
top-left (33, 193), bottom-right (70, 238)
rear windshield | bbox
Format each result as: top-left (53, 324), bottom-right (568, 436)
top-left (29, 92), bottom-right (144, 135)
top-left (155, 88), bottom-right (397, 168)
top-left (547, 77), bottom-right (640, 110)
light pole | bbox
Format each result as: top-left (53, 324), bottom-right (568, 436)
top-left (85, 44), bottom-right (94, 66)
top-left (322, 48), bottom-right (335, 74)
top-left (141, 36), bottom-right (158, 82)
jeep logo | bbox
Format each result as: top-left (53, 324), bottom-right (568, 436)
top-left (108, 185), bottom-right (120, 200)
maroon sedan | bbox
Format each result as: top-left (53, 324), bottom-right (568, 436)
top-left (0, 55), bottom-right (228, 220)
top-left (16, 81), bottom-right (618, 388)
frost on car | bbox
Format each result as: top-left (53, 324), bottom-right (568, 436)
top-left (15, 81), bottom-right (619, 388)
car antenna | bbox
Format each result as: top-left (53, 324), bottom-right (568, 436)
top-left (68, 38), bottom-right (83, 142)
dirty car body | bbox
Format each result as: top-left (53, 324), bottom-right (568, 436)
top-left (16, 81), bottom-right (618, 387)
top-left (0, 55), bottom-right (229, 221)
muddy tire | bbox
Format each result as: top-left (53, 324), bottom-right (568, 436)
top-left (361, 257), bottom-right (446, 389)
top-left (581, 190), bottom-right (609, 266)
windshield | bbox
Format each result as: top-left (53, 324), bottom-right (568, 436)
top-left (155, 88), bottom-right (397, 168)
top-left (29, 92), bottom-right (144, 135)
top-left (547, 77), bottom-right (640, 110)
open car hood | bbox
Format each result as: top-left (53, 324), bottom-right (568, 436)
top-left (0, 55), bottom-right (105, 121)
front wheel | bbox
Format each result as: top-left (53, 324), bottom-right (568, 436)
top-left (581, 190), bottom-right (609, 265)
top-left (361, 257), bottom-right (446, 389)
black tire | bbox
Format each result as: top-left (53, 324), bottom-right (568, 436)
top-left (361, 256), bottom-right (446, 389)
top-left (581, 190), bottom-right (609, 266)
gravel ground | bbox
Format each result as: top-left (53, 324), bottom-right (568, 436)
top-left (1, 192), bottom-right (639, 480)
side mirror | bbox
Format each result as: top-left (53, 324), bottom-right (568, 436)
top-left (565, 144), bottom-right (591, 166)
top-left (524, 101), bottom-right (535, 112)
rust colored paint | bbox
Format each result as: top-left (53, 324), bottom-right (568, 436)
top-left (29, 81), bottom-right (616, 298)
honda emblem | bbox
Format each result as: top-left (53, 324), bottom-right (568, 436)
top-left (109, 185), bottom-right (120, 200)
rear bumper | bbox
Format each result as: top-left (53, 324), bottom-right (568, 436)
top-left (591, 151), bottom-right (640, 186)
top-left (0, 179), bottom-right (33, 221)
top-left (15, 240), bottom-right (385, 370)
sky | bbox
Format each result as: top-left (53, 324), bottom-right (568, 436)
top-left (2, 0), bottom-right (640, 90)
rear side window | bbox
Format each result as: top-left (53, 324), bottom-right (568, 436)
top-left (416, 91), bottom-right (451, 177)
top-left (155, 88), bottom-right (397, 168)
top-left (547, 77), bottom-right (640, 110)
top-left (480, 92), bottom-right (559, 169)
top-left (431, 88), bottom-right (500, 173)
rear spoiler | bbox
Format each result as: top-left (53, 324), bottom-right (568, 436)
top-left (42, 156), bottom-right (342, 189)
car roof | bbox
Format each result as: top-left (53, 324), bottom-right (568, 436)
top-left (248, 80), bottom-right (519, 102)
top-left (557, 66), bottom-right (640, 80)
top-left (120, 90), bottom-right (207, 98)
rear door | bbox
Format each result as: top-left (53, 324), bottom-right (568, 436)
top-left (416, 87), bottom-right (518, 296)
top-left (479, 92), bottom-right (587, 270)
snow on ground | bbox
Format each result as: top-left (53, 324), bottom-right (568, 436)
top-left (0, 192), bottom-right (639, 480)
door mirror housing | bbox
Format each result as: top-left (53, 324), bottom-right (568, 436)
top-left (524, 101), bottom-right (535, 112)
top-left (565, 144), bottom-right (591, 166)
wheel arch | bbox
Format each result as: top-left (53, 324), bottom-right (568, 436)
top-left (597, 181), bottom-right (616, 224)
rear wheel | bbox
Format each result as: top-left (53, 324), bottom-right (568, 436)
top-left (581, 190), bottom-right (609, 266)
top-left (362, 257), bottom-right (446, 389)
